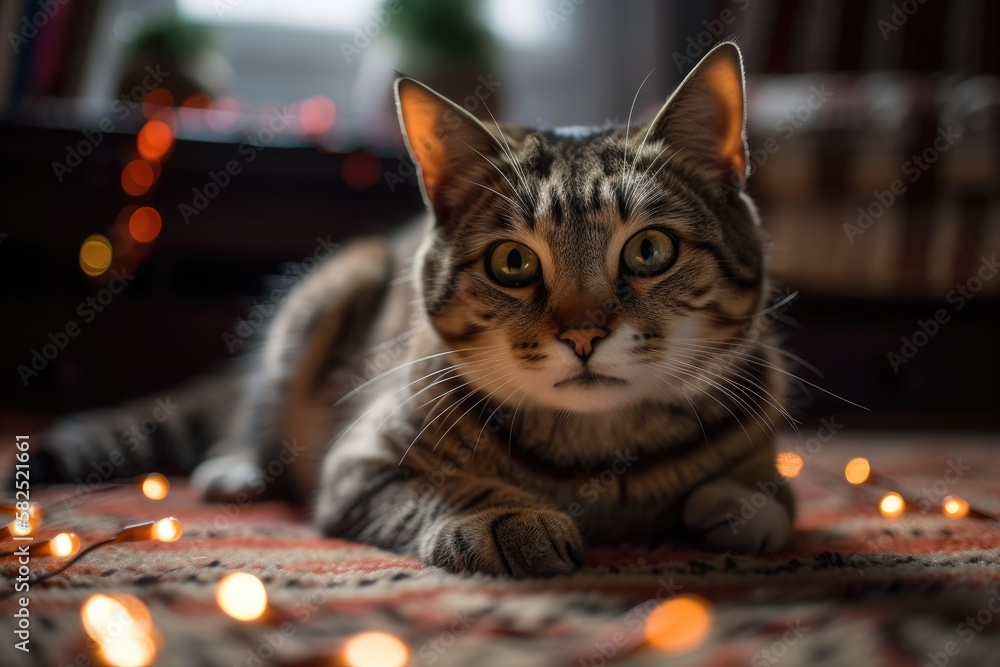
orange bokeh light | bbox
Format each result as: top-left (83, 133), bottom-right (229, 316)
top-left (128, 207), bottom-right (162, 244)
top-left (142, 88), bottom-right (174, 120)
top-left (942, 495), bottom-right (970, 519)
top-left (216, 572), bottom-right (268, 622)
top-left (775, 452), bottom-right (804, 479)
top-left (879, 492), bottom-right (905, 519)
top-left (137, 120), bottom-right (174, 161)
top-left (645, 594), bottom-right (713, 655)
top-left (845, 457), bottom-right (871, 485)
top-left (122, 159), bottom-right (156, 196)
top-left (298, 95), bottom-right (336, 135)
top-left (342, 632), bottom-right (409, 667)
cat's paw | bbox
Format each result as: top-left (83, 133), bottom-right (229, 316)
top-left (191, 452), bottom-right (266, 503)
top-left (682, 479), bottom-right (792, 553)
top-left (435, 507), bottom-right (584, 577)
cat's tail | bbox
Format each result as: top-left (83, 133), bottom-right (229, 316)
top-left (30, 370), bottom-right (242, 487)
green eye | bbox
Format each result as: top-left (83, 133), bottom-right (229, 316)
top-left (622, 228), bottom-right (677, 277)
top-left (487, 241), bottom-right (539, 287)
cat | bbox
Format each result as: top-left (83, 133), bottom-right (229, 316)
top-left (36, 42), bottom-right (794, 577)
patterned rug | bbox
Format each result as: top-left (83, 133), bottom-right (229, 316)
top-left (2, 432), bottom-right (999, 667)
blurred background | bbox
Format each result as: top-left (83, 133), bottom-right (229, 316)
top-left (1, 0), bottom-right (998, 431)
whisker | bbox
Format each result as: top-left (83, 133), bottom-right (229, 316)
top-left (622, 69), bottom-right (656, 193)
top-left (335, 344), bottom-right (504, 406)
top-left (654, 359), bottom-right (779, 441)
top-left (666, 339), bottom-right (866, 410)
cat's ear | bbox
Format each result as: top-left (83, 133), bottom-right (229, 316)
top-left (648, 42), bottom-right (748, 188)
top-left (395, 77), bottom-right (504, 226)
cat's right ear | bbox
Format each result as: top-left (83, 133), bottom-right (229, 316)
top-left (395, 77), bottom-right (504, 227)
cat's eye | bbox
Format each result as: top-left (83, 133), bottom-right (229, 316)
top-left (621, 228), bottom-right (677, 277)
top-left (487, 241), bottom-right (539, 287)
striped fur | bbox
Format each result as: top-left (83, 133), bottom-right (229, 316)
top-left (38, 43), bottom-right (795, 577)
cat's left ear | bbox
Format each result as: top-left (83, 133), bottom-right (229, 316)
top-left (648, 42), bottom-right (748, 187)
top-left (395, 76), bottom-right (505, 227)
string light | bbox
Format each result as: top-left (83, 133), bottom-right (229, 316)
top-left (341, 632), bottom-right (410, 667)
top-left (82, 594), bottom-right (157, 667)
top-left (121, 159), bottom-right (156, 196)
top-left (141, 473), bottom-right (170, 500)
top-left (137, 120), bottom-right (174, 161)
top-left (152, 518), bottom-right (182, 542)
top-left (845, 457), bottom-right (871, 485)
top-left (645, 594), bottom-right (712, 655)
top-left (216, 572), bottom-right (268, 622)
top-left (775, 452), bottom-right (804, 479)
top-left (80, 234), bottom-right (113, 276)
top-left (33, 532), bottom-right (80, 558)
top-left (942, 496), bottom-right (970, 520)
top-left (128, 207), bottom-right (162, 244)
top-left (879, 492), bottom-right (905, 519)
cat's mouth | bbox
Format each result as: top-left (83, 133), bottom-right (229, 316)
top-left (553, 372), bottom-right (629, 388)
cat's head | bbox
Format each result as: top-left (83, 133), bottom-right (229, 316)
top-left (395, 42), bottom-right (768, 414)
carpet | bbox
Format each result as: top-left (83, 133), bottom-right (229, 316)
top-left (2, 432), bottom-right (999, 667)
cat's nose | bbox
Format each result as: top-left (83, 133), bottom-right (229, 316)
top-left (557, 326), bottom-right (608, 361)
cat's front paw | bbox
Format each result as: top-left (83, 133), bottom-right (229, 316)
top-left (191, 451), bottom-right (266, 503)
top-left (435, 507), bottom-right (584, 577)
top-left (682, 479), bottom-right (792, 553)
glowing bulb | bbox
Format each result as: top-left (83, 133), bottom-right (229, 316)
top-left (98, 632), bottom-right (157, 667)
top-left (80, 234), bottom-right (113, 277)
top-left (645, 594), bottom-right (712, 655)
top-left (845, 457), bottom-right (871, 485)
top-left (879, 492), bottom-right (905, 519)
top-left (121, 159), bottom-right (155, 196)
top-left (40, 532), bottom-right (80, 558)
top-left (342, 632), bottom-right (410, 667)
top-left (128, 207), bottom-right (162, 244)
top-left (81, 594), bottom-right (153, 643)
top-left (82, 594), bottom-right (157, 667)
top-left (137, 120), bottom-right (174, 161)
top-left (141, 473), bottom-right (170, 500)
top-left (216, 572), bottom-right (268, 622)
top-left (775, 452), bottom-right (804, 479)
top-left (942, 495), bottom-right (970, 519)
top-left (298, 95), bottom-right (336, 135)
top-left (152, 517), bottom-right (182, 542)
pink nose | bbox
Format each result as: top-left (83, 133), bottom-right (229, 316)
top-left (557, 326), bottom-right (608, 360)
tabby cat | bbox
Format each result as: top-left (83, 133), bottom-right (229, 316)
top-left (38, 42), bottom-right (794, 577)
